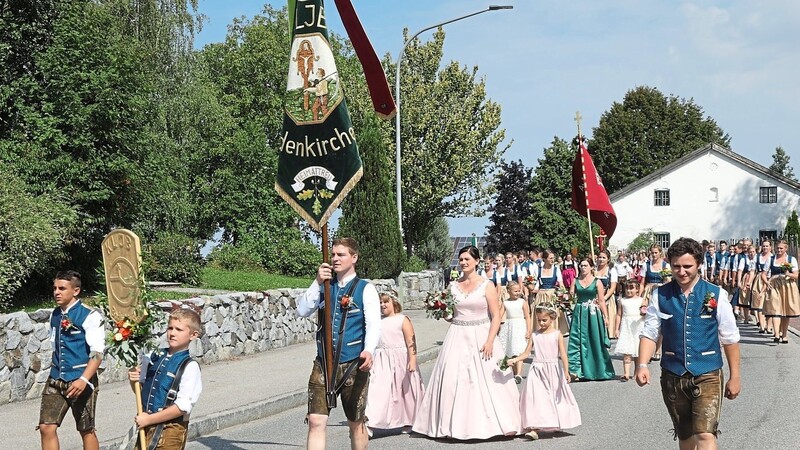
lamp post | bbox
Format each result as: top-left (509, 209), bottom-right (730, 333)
top-left (394, 5), bottom-right (513, 234)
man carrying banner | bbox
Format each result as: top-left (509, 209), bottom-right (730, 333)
top-left (277, 1), bottom-right (394, 447)
top-left (297, 237), bottom-right (381, 450)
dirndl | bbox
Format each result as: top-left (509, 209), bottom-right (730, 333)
top-left (764, 275), bottom-right (800, 317)
top-left (749, 275), bottom-right (767, 310)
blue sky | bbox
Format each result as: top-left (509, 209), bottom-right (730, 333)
top-left (195, 0), bottom-right (799, 237)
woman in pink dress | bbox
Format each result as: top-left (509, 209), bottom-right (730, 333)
top-left (507, 303), bottom-right (581, 440)
top-left (412, 245), bottom-right (521, 440)
top-left (366, 292), bottom-right (425, 432)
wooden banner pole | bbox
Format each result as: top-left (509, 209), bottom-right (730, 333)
top-left (321, 224), bottom-right (336, 407)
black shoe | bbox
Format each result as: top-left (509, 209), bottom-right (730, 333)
top-left (781, 338), bottom-right (789, 344)
top-left (773, 337), bottom-right (781, 343)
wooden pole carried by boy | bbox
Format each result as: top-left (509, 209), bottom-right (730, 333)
top-left (101, 228), bottom-right (149, 450)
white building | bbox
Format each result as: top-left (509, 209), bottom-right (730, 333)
top-left (609, 143), bottom-right (800, 249)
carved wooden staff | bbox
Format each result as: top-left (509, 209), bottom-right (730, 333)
top-left (102, 229), bottom-right (147, 450)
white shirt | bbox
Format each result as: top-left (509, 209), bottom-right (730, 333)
top-left (613, 261), bottom-right (632, 278)
top-left (50, 300), bottom-right (105, 355)
top-left (639, 283), bottom-right (740, 346)
top-left (296, 273), bottom-right (381, 355)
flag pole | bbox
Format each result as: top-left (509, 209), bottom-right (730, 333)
top-left (321, 223), bottom-right (336, 408)
top-left (575, 111), bottom-right (596, 263)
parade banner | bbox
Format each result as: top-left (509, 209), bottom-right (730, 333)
top-left (571, 136), bottom-right (617, 238)
top-left (278, 0), bottom-right (371, 231)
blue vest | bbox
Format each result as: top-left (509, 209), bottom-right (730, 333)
top-left (316, 278), bottom-right (368, 363)
top-left (141, 349), bottom-right (193, 413)
top-left (49, 301), bottom-right (93, 381)
top-left (657, 280), bottom-right (723, 376)
top-left (769, 254), bottom-right (795, 276)
top-left (644, 260), bottom-right (665, 284)
top-left (539, 266), bottom-right (558, 289)
top-left (705, 252), bottom-right (719, 273)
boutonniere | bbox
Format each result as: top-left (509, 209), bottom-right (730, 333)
top-left (60, 315), bottom-right (76, 332)
top-left (703, 292), bottom-right (718, 313)
top-left (340, 295), bottom-right (353, 309)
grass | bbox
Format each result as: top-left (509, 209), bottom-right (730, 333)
top-left (200, 267), bottom-right (313, 292)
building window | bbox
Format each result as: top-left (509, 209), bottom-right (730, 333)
top-left (759, 230), bottom-right (777, 242)
top-left (709, 187), bottom-right (718, 202)
top-left (654, 232), bottom-right (671, 249)
top-left (759, 186), bottom-right (777, 203)
top-left (654, 189), bottom-right (670, 206)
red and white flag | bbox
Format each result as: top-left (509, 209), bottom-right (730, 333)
top-left (571, 137), bottom-right (617, 238)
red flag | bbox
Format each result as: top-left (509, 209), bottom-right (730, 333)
top-left (571, 137), bottom-right (617, 238)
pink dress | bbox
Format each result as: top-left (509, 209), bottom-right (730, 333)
top-left (366, 314), bottom-right (425, 428)
top-left (412, 280), bottom-right (521, 439)
top-left (520, 330), bottom-right (582, 431)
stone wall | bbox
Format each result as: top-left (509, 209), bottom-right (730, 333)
top-left (0, 273), bottom-right (440, 405)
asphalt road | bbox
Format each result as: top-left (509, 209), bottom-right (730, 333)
top-left (184, 323), bottom-right (800, 450)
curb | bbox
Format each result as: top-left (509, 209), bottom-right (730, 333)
top-left (99, 344), bottom-right (442, 450)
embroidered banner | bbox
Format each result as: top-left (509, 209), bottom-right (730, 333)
top-left (277, 0), bottom-right (363, 230)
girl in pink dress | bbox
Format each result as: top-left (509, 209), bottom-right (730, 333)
top-left (412, 245), bottom-right (521, 440)
top-left (508, 303), bottom-right (581, 440)
top-left (366, 293), bottom-right (424, 432)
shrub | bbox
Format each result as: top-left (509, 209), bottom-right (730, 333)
top-left (403, 255), bottom-right (427, 272)
top-left (207, 244), bottom-right (263, 272)
top-left (0, 171), bottom-right (78, 311)
top-left (236, 227), bottom-right (322, 278)
top-left (143, 232), bottom-right (204, 285)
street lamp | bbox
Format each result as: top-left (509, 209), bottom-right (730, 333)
top-left (394, 5), bottom-right (513, 234)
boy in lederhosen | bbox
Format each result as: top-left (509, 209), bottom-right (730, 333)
top-left (128, 307), bottom-right (203, 449)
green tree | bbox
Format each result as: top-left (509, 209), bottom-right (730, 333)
top-left (485, 160), bottom-right (534, 254)
top-left (526, 138), bottom-right (594, 256)
top-left (196, 7), bottom-right (307, 247)
top-left (0, 168), bottom-right (78, 311)
top-left (415, 216), bottom-right (453, 269)
top-left (591, 86), bottom-right (730, 194)
top-left (337, 115), bottom-right (404, 279)
top-left (769, 146), bottom-right (796, 181)
top-left (784, 211), bottom-right (800, 240)
top-left (386, 29), bottom-right (508, 254)
top-left (627, 229), bottom-right (656, 254)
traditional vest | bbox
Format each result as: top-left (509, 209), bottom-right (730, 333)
top-left (705, 252), bottom-right (718, 273)
top-left (539, 266), bottom-right (559, 289)
top-left (596, 268), bottom-right (611, 290)
top-left (50, 301), bottom-right (93, 381)
top-left (769, 254), bottom-right (795, 276)
top-left (316, 278), bottom-right (368, 363)
top-left (658, 281), bottom-right (723, 376)
top-left (141, 349), bottom-right (194, 414)
top-left (756, 254), bottom-right (770, 273)
top-left (644, 260), bottom-right (664, 284)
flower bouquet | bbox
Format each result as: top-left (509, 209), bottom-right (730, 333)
top-left (659, 268), bottom-right (672, 280)
top-left (524, 274), bottom-right (537, 287)
top-left (781, 262), bottom-right (793, 279)
top-left (498, 355), bottom-right (512, 371)
top-left (424, 289), bottom-right (457, 320)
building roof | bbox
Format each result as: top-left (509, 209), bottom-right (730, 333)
top-left (609, 143), bottom-right (800, 202)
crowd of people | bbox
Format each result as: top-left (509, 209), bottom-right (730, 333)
top-left (300, 236), bottom-right (788, 449)
top-left (44, 234), bottom-right (791, 449)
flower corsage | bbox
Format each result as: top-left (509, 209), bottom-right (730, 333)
top-left (60, 315), bottom-right (77, 332)
top-left (703, 292), bottom-right (718, 314)
top-left (340, 295), bottom-right (354, 309)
